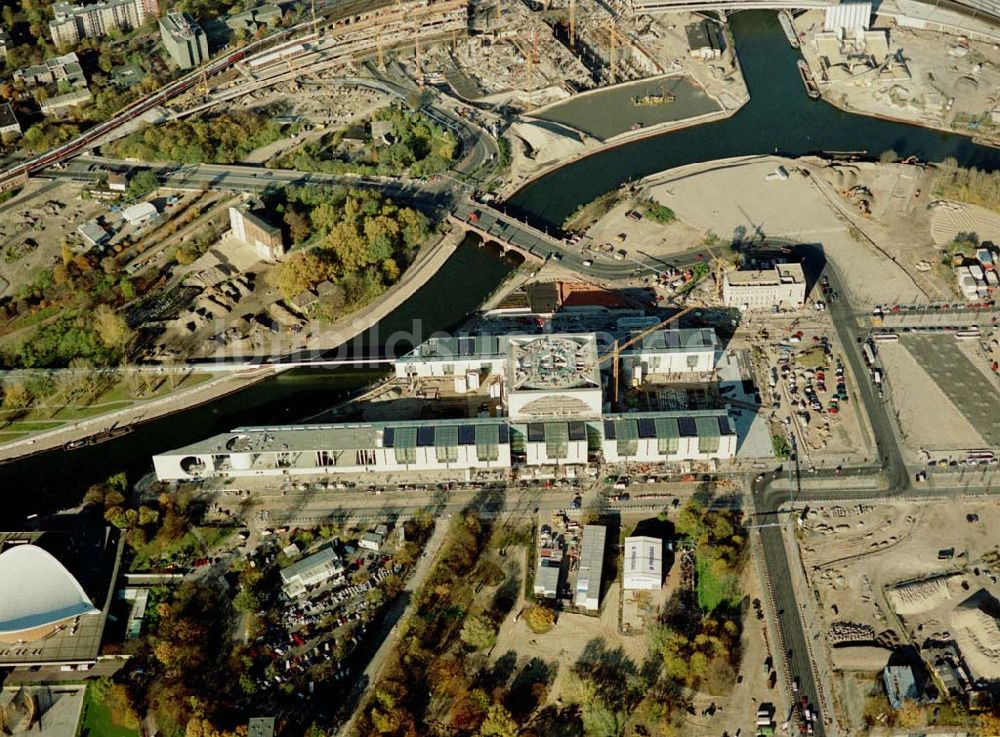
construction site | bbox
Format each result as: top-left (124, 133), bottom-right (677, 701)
top-left (788, 497), bottom-right (1000, 731)
top-left (791, 5), bottom-right (1000, 144)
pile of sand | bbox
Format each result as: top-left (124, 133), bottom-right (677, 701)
top-left (888, 576), bottom-right (956, 616)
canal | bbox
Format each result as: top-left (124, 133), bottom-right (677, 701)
top-left (5, 10), bottom-right (1000, 517)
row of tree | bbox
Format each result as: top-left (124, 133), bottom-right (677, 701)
top-left (109, 111), bottom-right (286, 164)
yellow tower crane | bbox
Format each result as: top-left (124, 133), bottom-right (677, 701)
top-left (591, 305), bottom-right (696, 407)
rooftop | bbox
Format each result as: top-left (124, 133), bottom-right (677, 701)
top-left (397, 335), bottom-right (507, 362)
top-left (624, 328), bottom-right (717, 354)
top-left (726, 262), bottom-right (805, 287)
top-left (280, 547), bottom-right (341, 583)
top-left (162, 417), bottom-right (511, 457)
top-left (508, 334), bottom-right (600, 391)
top-left (0, 103), bottom-right (17, 130)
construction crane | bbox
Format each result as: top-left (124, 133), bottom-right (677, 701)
top-left (569, 0), bottom-right (576, 49)
top-left (414, 21), bottom-right (424, 87)
top-left (591, 305), bottom-right (696, 406)
top-left (376, 30), bottom-right (385, 70)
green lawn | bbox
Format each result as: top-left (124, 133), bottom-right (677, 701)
top-left (79, 686), bottom-right (139, 737)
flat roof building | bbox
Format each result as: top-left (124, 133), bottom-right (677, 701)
top-left (160, 12), bottom-right (208, 70)
top-left (77, 219), bottom-right (111, 246)
top-left (394, 335), bottom-right (508, 379)
top-left (248, 717), bottom-right (276, 737)
top-left (13, 52), bottom-right (86, 89)
top-left (602, 410), bottom-right (736, 464)
top-left (621, 327), bottom-right (718, 383)
top-left (575, 525), bottom-right (606, 611)
top-left (623, 536), bottom-right (663, 590)
top-left (280, 548), bottom-right (344, 598)
top-left (723, 263), bottom-right (806, 311)
top-left (507, 334), bottom-right (603, 423)
top-left (685, 20), bottom-right (726, 59)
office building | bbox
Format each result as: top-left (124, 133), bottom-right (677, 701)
top-left (623, 536), bottom-right (663, 590)
top-left (159, 11), bottom-right (208, 70)
top-left (575, 525), bottom-right (606, 611)
top-left (228, 204), bottom-right (285, 261)
top-left (49, 0), bottom-right (160, 47)
top-left (620, 328), bottom-right (718, 384)
top-left (602, 411), bottom-right (736, 464)
top-left (394, 335), bottom-right (508, 379)
top-left (280, 548), bottom-right (344, 598)
top-left (723, 262), bottom-right (807, 311)
top-left (0, 103), bottom-right (20, 139)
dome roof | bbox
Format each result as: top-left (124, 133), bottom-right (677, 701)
top-left (0, 544), bottom-right (98, 641)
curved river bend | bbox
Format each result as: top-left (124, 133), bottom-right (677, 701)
top-left (4, 11), bottom-right (999, 517)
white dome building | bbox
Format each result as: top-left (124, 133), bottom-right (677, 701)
top-left (0, 544), bottom-right (99, 644)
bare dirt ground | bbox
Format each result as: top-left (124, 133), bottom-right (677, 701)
top-left (583, 197), bottom-right (705, 260)
top-left (0, 181), bottom-right (104, 301)
top-left (796, 500), bottom-right (1000, 732)
top-left (877, 341), bottom-right (986, 455)
top-left (644, 156), bottom-right (948, 305)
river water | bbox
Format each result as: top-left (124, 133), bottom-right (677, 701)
top-left (5, 10), bottom-right (1000, 517)
top-left (508, 11), bottom-right (1000, 227)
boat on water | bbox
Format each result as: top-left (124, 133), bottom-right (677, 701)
top-left (797, 59), bottom-right (820, 99)
top-left (631, 85), bottom-right (676, 106)
top-left (779, 11), bottom-right (800, 49)
top-left (64, 423), bottom-right (134, 451)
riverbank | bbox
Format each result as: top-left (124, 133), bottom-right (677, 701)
top-left (0, 228), bottom-right (467, 464)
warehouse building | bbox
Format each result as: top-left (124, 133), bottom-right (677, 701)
top-left (723, 263), bottom-right (807, 311)
top-left (575, 525), bottom-right (606, 611)
top-left (229, 204), bottom-right (285, 261)
top-left (623, 536), bottom-right (663, 590)
top-left (280, 548), bottom-right (344, 598)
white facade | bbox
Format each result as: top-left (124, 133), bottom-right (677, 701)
top-left (393, 336), bottom-right (508, 379)
top-left (621, 328), bottom-right (718, 384)
top-left (601, 412), bottom-right (736, 465)
top-left (507, 335), bottom-right (603, 423)
top-left (624, 536), bottom-right (663, 590)
top-left (122, 201), bottom-right (157, 225)
top-left (152, 420), bottom-right (512, 481)
top-left (50, 0), bottom-right (158, 46)
top-left (723, 263), bottom-right (807, 311)
top-left (575, 525), bottom-right (606, 611)
top-left (519, 421), bottom-right (590, 466)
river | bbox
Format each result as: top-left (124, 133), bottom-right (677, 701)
top-left (5, 10), bottom-right (1000, 518)
top-left (507, 11), bottom-right (1000, 228)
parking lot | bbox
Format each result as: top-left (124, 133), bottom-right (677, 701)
top-left (903, 335), bottom-right (1000, 446)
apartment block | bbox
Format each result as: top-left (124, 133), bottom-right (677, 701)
top-left (50, 0), bottom-right (160, 46)
top-left (159, 11), bottom-right (208, 69)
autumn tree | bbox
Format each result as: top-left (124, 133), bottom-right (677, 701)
top-left (479, 704), bottom-right (519, 737)
top-left (525, 606), bottom-right (555, 634)
top-left (460, 614), bottom-right (497, 650)
top-left (94, 304), bottom-right (133, 353)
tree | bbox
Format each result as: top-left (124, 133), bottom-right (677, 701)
top-left (479, 704), bottom-right (518, 737)
top-left (896, 699), bottom-right (924, 729)
top-left (1, 381), bottom-right (32, 421)
top-left (460, 614), bottom-right (496, 650)
top-left (525, 606), bottom-right (555, 634)
top-left (94, 304), bottom-right (132, 353)
top-left (273, 250), bottom-right (336, 300)
top-left (283, 206), bottom-right (312, 244)
top-left (127, 169), bottom-right (158, 198)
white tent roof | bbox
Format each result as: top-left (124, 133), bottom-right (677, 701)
top-left (824, 2), bottom-right (872, 34)
top-left (0, 544), bottom-right (98, 638)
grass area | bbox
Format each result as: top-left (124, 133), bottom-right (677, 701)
top-left (642, 197), bottom-right (676, 224)
top-left (562, 189), bottom-right (625, 231)
top-left (79, 685), bottom-right (139, 737)
top-left (0, 420), bottom-right (62, 431)
top-left (128, 526), bottom-right (234, 572)
top-left (0, 432), bottom-right (28, 442)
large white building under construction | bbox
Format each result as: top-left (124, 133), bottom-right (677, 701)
top-left (152, 330), bottom-right (739, 482)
